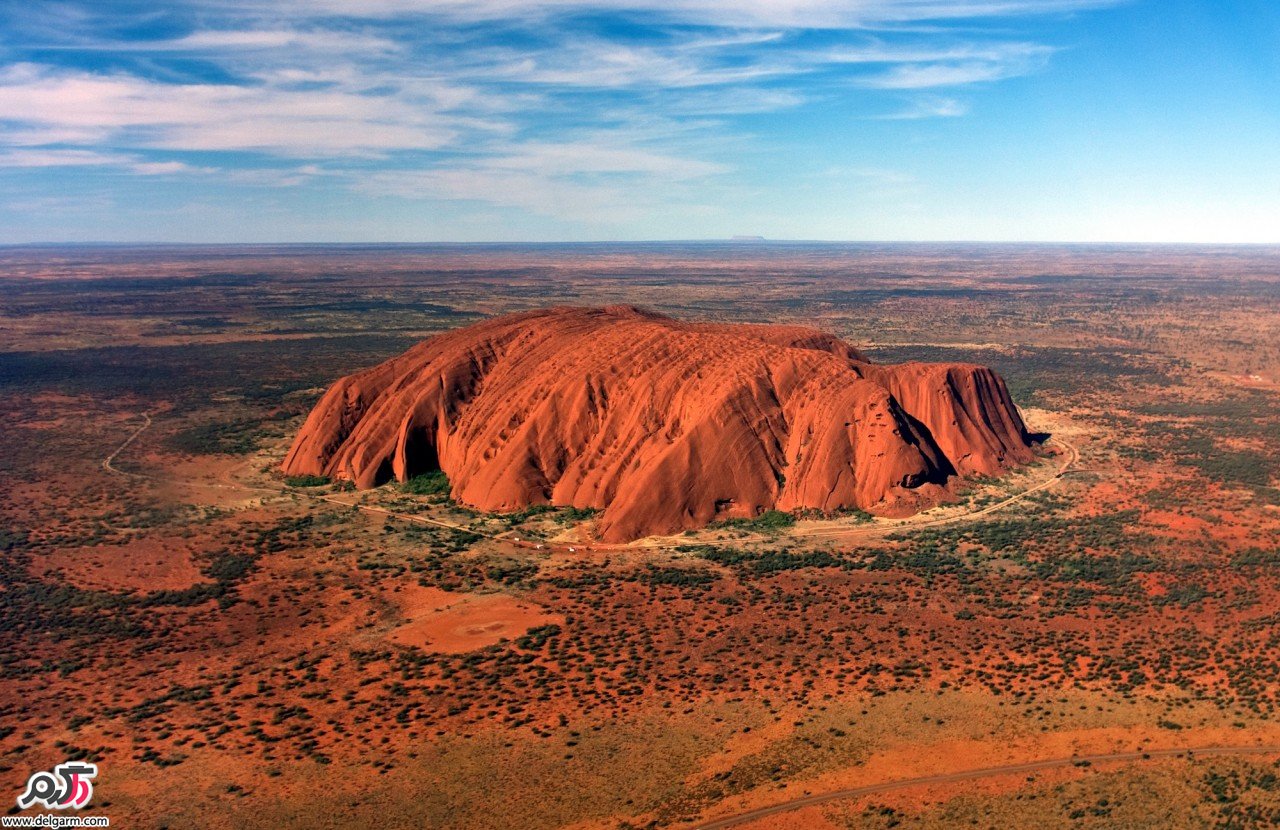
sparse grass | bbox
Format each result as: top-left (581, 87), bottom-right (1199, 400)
top-left (285, 474), bottom-right (330, 487)
top-left (168, 419), bottom-right (269, 455)
top-left (713, 509), bottom-right (795, 532)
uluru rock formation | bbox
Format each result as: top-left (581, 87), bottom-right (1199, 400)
top-left (283, 306), bottom-right (1035, 542)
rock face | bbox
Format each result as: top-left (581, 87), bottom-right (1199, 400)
top-left (283, 306), bottom-right (1035, 541)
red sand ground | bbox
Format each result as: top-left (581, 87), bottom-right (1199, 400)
top-left (31, 537), bottom-right (207, 592)
top-left (385, 584), bottom-right (564, 653)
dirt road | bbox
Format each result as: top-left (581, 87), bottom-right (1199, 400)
top-left (693, 744), bottom-right (1280, 829)
top-left (101, 411), bottom-right (153, 477)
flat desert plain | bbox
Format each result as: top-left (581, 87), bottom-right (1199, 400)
top-left (3, 243), bottom-right (1280, 829)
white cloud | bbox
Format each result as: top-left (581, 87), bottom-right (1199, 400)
top-left (129, 160), bottom-right (217, 175)
top-left (482, 142), bottom-right (727, 178)
top-left (0, 63), bottom-right (478, 156)
top-left (2, 194), bottom-right (116, 215)
top-left (225, 165), bottom-right (327, 186)
top-left (222, 0), bottom-right (1118, 28)
top-left (359, 167), bottom-right (644, 222)
top-left (157, 29), bottom-right (400, 53)
top-left (481, 44), bottom-right (794, 90)
top-left (355, 138), bottom-right (731, 223)
top-left (822, 40), bottom-right (1051, 65)
top-left (875, 95), bottom-right (969, 118)
top-left (665, 88), bottom-right (809, 115)
top-left (0, 148), bottom-right (131, 167)
top-left (0, 147), bottom-right (215, 175)
top-left (863, 56), bottom-right (1049, 87)
top-left (0, 0), bottom-right (1122, 223)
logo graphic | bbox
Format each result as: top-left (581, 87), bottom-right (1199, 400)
top-left (16, 762), bottom-right (97, 810)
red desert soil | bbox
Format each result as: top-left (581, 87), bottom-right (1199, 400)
top-left (283, 306), bottom-right (1034, 541)
top-left (386, 585), bottom-right (563, 654)
top-left (32, 537), bottom-right (208, 592)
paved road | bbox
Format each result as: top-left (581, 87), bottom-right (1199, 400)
top-left (692, 744), bottom-right (1280, 829)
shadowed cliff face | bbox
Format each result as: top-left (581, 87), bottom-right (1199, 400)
top-left (283, 306), bottom-right (1035, 541)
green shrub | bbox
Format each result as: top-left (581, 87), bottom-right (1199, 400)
top-left (284, 474), bottom-right (330, 487)
top-left (834, 506), bottom-right (875, 523)
top-left (715, 509), bottom-right (795, 532)
top-left (555, 506), bottom-right (599, 524)
top-left (499, 503), bottom-right (555, 525)
top-left (402, 471), bottom-right (450, 495)
top-left (169, 420), bottom-right (265, 455)
top-left (642, 566), bottom-right (717, 587)
top-left (205, 553), bottom-right (256, 582)
top-left (515, 624), bottom-right (561, 650)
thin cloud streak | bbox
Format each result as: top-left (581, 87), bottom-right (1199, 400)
top-left (0, 0), bottom-right (1122, 227)
top-left (874, 95), bottom-right (970, 118)
top-left (212, 0), bottom-right (1120, 27)
top-left (0, 63), bottom-right (483, 156)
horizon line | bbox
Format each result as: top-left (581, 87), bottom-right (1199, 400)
top-left (4, 239), bottom-right (1280, 248)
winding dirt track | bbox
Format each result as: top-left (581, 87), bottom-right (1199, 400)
top-left (101, 411), bottom-right (153, 478)
top-left (634, 435), bottom-right (1080, 549)
top-left (693, 744), bottom-right (1280, 829)
top-left (809, 434), bottom-right (1080, 539)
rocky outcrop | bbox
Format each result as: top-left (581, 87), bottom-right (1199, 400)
top-left (283, 306), bottom-right (1035, 541)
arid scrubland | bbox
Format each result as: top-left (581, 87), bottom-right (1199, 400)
top-left (2, 243), bottom-right (1279, 828)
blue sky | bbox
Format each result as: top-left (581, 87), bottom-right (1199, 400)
top-left (0, 0), bottom-right (1276, 242)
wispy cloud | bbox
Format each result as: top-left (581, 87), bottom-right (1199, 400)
top-left (214, 0), bottom-right (1118, 27)
top-left (0, 147), bottom-right (213, 174)
top-left (0, 62), bottom-right (479, 156)
top-left (355, 137), bottom-right (731, 224)
top-left (0, 0), bottom-right (1122, 226)
top-left (861, 44), bottom-right (1053, 87)
top-left (481, 142), bottom-right (728, 178)
top-left (150, 29), bottom-right (401, 53)
top-left (0, 148), bottom-right (130, 168)
top-left (875, 95), bottom-right (970, 118)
